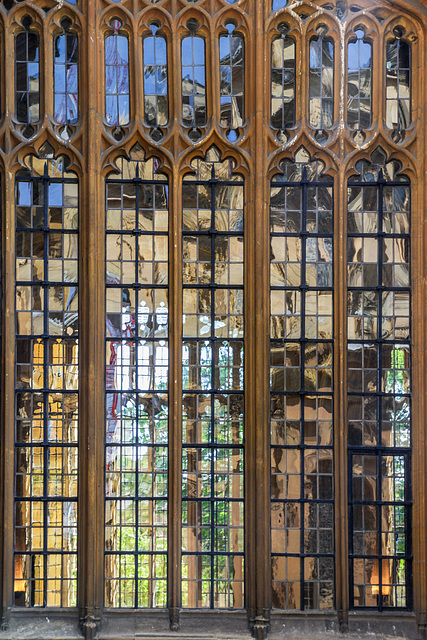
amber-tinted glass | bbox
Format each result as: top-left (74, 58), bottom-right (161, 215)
top-left (181, 33), bottom-right (207, 128)
top-left (271, 33), bottom-right (296, 130)
top-left (347, 30), bottom-right (372, 130)
top-left (15, 155), bottom-right (78, 607)
top-left (219, 25), bottom-right (244, 133)
top-left (105, 146), bottom-right (168, 608)
top-left (270, 150), bottom-right (334, 610)
top-left (54, 30), bottom-right (78, 125)
top-left (309, 31), bottom-right (334, 130)
top-left (143, 25), bottom-right (168, 128)
top-left (347, 151), bottom-right (411, 608)
top-left (105, 21), bottom-right (130, 127)
top-left (182, 149), bottom-right (244, 608)
top-left (386, 35), bottom-right (411, 130)
top-left (15, 28), bottom-right (40, 124)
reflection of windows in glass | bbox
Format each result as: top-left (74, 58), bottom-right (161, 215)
top-left (15, 24), bottom-right (40, 124)
top-left (386, 33), bottom-right (411, 130)
top-left (143, 24), bottom-right (168, 128)
top-left (309, 29), bottom-right (334, 130)
top-left (54, 25), bottom-right (78, 125)
top-left (270, 149), bottom-right (335, 611)
top-left (181, 147), bottom-right (244, 609)
top-left (105, 20), bottom-right (130, 127)
top-left (14, 151), bottom-right (79, 608)
top-left (347, 149), bottom-right (411, 609)
top-left (271, 30), bottom-right (295, 130)
top-left (105, 145), bottom-right (169, 608)
top-left (181, 31), bottom-right (207, 128)
top-left (347, 30), bottom-right (372, 130)
top-left (219, 25), bottom-right (244, 132)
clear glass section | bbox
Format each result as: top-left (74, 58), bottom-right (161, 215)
top-left (309, 32), bottom-right (334, 130)
top-left (105, 145), bottom-right (168, 608)
top-left (271, 35), bottom-right (295, 130)
top-left (14, 155), bottom-right (78, 607)
top-left (219, 25), bottom-right (244, 131)
top-left (386, 36), bottom-right (411, 130)
top-left (182, 149), bottom-right (244, 608)
top-left (105, 22), bottom-right (130, 127)
top-left (16, 29), bottom-right (40, 124)
top-left (347, 30), bottom-right (372, 130)
top-left (54, 31), bottom-right (78, 125)
top-left (270, 151), bottom-right (334, 610)
top-left (181, 34), bottom-right (207, 128)
top-left (143, 25), bottom-right (168, 127)
top-left (347, 150), bottom-right (411, 609)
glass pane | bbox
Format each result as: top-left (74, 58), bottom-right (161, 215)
top-left (386, 38), bottom-right (411, 129)
top-left (347, 30), bottom-right (372, 130)
top-left (54, 33), bottom-right (79, 125)
top-left (105, 33), bottom-right (130, 126)
top-left (181, 35), bottom-right (207, 128)
top-left (15, 30), bottom-right (40, 124)
top-left (219, 28), bottom-right (244, 131)
top-left (143, 28), bottom-right (168, 128)
top-left (309, 34), bottom-right (334, 130)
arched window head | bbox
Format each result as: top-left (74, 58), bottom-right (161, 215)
top-left (386, 28), bottom-right (411, 131)
top-left (54, 19), bottom-right (79, 128)
top-left (347, 29), bottom-right (372, 130)
top-left (105, 19), bottom-right (130, 127)
top-left (271, 24), bottom-right (296, 133)
top-left (143, 23), bottom-right (168, 135)
top-left (15, 17), bottom-right (40, 135)
top-left (309, 26), bottom-right (334, 134)
top-left (219, 23), bottom-right (245, 139)
top-left (105, 144), bottom-right (169, 608)
top-left (181, 20), bottom-right (207, 137)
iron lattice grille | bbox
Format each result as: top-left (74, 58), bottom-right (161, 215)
top-left (347, 157), bottom-right (412, 610)
top-left (104, 151), bottom-right (169, 608)
top-left (270, 158), bottom-right (335, 611)
top-left (181, 153), bottom-right (245, 609)
top-left (14, 156), bottom-right (79, 608)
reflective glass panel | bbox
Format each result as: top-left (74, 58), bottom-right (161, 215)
top-left (309, 32), bottom-right (334, 130)
top-left (219, 26), bottom-right (244, 131)
top-left (105, 22), bottom-right (130, 127)
top-left (143, 25), bottom-right (168, 127)
top-left (14, 155), bottom-right (78, 607)
top-left (181, 34), bottom-right (207, 128)
top-left (15, 29), bottom-right (40, 124)
top-left (386, 36), bottom-right (411, 130)
top-left (105, 146), bottom-right (168, 608)
top-left (347, 153), bottom-right (411, 609)
top-left (182, 150), bottom-right (244, 609)
top-left (347, 30), bottom-right (372, 130)
top-left (271, 34), bottom-right (295, 130)
top-left (54, 31), bottom-right (79, 125)
top-left (270, 153), bottom-right (334, 611)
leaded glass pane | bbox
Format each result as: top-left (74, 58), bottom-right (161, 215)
top-left (105, 21), bottom-right (130, 127)
top-left (271, 34), bottom-right (295, 130)
top-left (143, 25), bottom-right (168, 128)
top-left (219, 25), bottom-right (244, 132)
top-left (15, 28), bottom-right (40, 124)
top-left (386, 35), bottom-right (411, 130)
top-left (181, 33), bottom-right (207, 128)
top-left (347, 30), bottom-right (372, 130)
top-left (309, 31), bottom-right (334, 130)
top-left (54, 31), bottom-right (78, 125)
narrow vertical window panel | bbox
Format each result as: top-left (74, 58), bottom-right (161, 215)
top-left (347, 153), bottom-right (412, 610)
top-left (14, 156), bottom-right (79, 608)
top-left (386, 36), bottom-right (411, 130)
top-left (181, 34), bottom-right (207, 128)
top-left (347, 30), bottom-right (372, 130)
top-left (54, 31), bottom-right (79, 125)
top-left (15, 29), bottom-right (40, 124)
top-left (181, 151), bottom-right (244, 609)
top-left (270, 155), bottom-right (334, 611)
top-left (271, 34), bottom-right (296, 130)
top-left (219, 26), bottom-right (244, 133)
top-left (309, 33), bottom-right (334, 130)
top-left (105, 22), bottom-right (130, 127)
top-left (105, 148), bottom-right (169, 609)
top-left (143, 26), bottom-right (168, 128)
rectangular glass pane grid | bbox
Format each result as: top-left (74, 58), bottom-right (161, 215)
top-left (15, 161), bottom-right (78, 607)
top-left (270, 166), bottom-right (335, 610)
top-left (54, 32), bottom-right (78, 125)
top-left (219, 29), bottom-right (244, 130)
top-left (143, 32), bottom-right (168, 128)
top-left (271, 35), bottom-right (296, 130)
top-left (182, 158), bottom-right (244, 609)
top-left (181, 35), bottom-right (207, 128)
top-left (15, 30), bottom-right (40, 124)
top-left (347, 166), bottom-right (412, 609)
top-left (105, 156), bottom-right (168, 608)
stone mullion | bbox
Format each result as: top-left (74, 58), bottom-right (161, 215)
top-left (78, 0), bottom-right (105, 637)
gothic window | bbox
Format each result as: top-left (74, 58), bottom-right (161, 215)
top-left (219, 25), bottom-right (244, 136)
top-left (15, 19), bottom-right (40, 127)
top-left (143, 25), bottom-right (168, 130)
top-left (105, 19), bottom-right (130, 127)
top-left (385, 31), bottom-right (411, 131)
top-left (54, 21), bottom-right (78, 126)
top-left (309, 27), bottom-right (334, 131)
top-left (181, 24), bottom-right (207, 130)
top-left (347, 29), bottom-right (372, 130)
top-left (271, 27), bottom-right (296, 132)
top-left (14, 149), bottom-right (79, 608)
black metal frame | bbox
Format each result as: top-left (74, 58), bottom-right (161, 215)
top-left (181, 168), bottom-right (245, 610)
top-left (347, 170), bottom-right (412, 611)
top-left (270, 168), bottom-right (335, 611)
